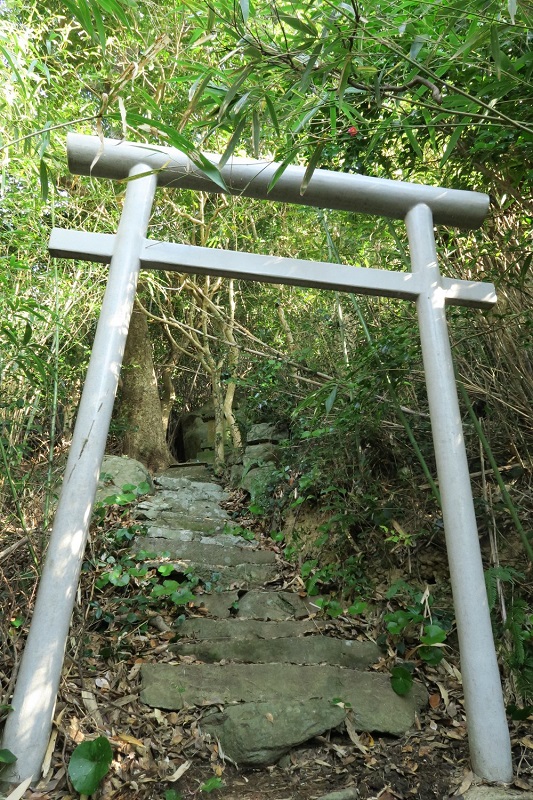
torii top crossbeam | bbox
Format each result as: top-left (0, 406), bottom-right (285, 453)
top-left (68, 133), bottom-right (488, 229)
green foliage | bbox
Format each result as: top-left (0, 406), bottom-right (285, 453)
top-left (200, 776), bottom-right (225, 793)
top-left (483, 566), bottom-right (533, 702)
top-left (0, 748), bottom-right (17, 770)
top-left (87, 487), bottom-right (202, 636)
top-left (223, 523), bottom-right (256, 542)
top-left (299, 554), bottom-right (368, 599)
top-left (390, 665), bottom-right (414, 697)
top-left (384, 581), bottom-right (451, 666)
top-left (68, 736), bottom-right (113, 795)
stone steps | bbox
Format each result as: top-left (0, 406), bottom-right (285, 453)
top-left (133, 464), bottom-right (427, 767)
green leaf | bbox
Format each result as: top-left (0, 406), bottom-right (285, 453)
top-left (390, 666), bottom-right (413, 696)
top-left (420, 624), bottom-right (447, 645)
top-left (252, 109), bottom-right (260, 159)
top-left (490, 26), bottom-right (502, 80)
top-left (264, 94), bottom-right (280, 135)
top-left (347, 601), bottom-right (367, 615)
top-left (217, 64), bottom-right (255, 121)
top-left (325, 385), bottom-right (337, 414)
top-left (518, 252), bottom-right (532, 282)
top-left (439, 125), bottom-right (463, 167)
top-left (191, 152), bottom-right (228, 192)
top-left (0, 45), bottom-right (27, 97)
top-left (91, 1), bottom-right (107, 53)
top-left (239, 0), bottom-right (249, 23)
top-left (0, 748), bottom-right (17, 765)
top-left (324, 600), bottom-right (344, 618)
top-left (108, 566), bottom-right (130, 586)
top-left (418, 645), bottom-right (445, 665)
top-left (68, 736), bottom-right (113, 794)
top-left (200, 776), bottom-right (225, 792)
top-left (337, 56), bottom-right (352, 100)
top-left (278, 14), bottom-right (317, 37)
top-left (292, 102), bottom-right (324, 134)
top-left (170, 588), bottom-right (197, 605)
top-left (219, 116), bottom-right (248, 169)
top-left (506, 703), bottom-right (533, 720)
top-left (110, 113), bottom-right (227, 192)
top-left (403, 125), bottom-right (423, 158)
top-left (300, 142), bottom-right (324, 196)
top-left (22, 320), bottom-right (32, 346)
top-left (39, 158), bottom-right (49, 202)
top-left (95, 0), bottom-right (132, 29)
top-left (267, 152), bottom-right (296, 193)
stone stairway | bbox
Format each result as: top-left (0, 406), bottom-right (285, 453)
top-left (133, 464), bottom-right (426, 767)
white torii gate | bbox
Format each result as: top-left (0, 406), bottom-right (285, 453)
top-left (2, 133), bottom-right (513, 785)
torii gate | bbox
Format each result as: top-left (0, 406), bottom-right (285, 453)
top-left (2, 133), bottom-right (513, 785)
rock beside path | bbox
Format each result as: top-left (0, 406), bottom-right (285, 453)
top-left (202, 700), bottom-right (346, 765)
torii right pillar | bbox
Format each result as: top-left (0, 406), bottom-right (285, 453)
top-left (406, 202), bottom-right (512, 782)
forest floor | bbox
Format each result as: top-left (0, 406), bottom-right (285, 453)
top-left (1, 484), bottom-right (533, 800)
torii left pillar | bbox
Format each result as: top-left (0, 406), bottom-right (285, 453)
top-left (1, 163), bottom-right (157, 784)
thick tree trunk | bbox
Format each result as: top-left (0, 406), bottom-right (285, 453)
top-left (120, 306), bottom-right (172, 473)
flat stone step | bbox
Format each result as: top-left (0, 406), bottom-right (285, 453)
top-left (137, 494), bottom-right (229, 524)
top-left (160, 464), bottom-right (213, 481)
top-left (155, 475), bottom-right (229, 499)
top-left (175, 617), bottom-right (325, 639)
top-left (141, 662), bottom-right (427, 737)
top-left (142, 525), bottom-right (256, 548)
top-left (172, 634), bottom-right (379, 669)
top-left (194, 563), bottom-right (279, 589)
top-left (195, 590), bottom-right (318, 619)
top-left (134, 546), bottom-right (279, 589)
top-left (137, 510), bottom-right (228, 530)
top-left (135, 539), bottom-right (276, 566)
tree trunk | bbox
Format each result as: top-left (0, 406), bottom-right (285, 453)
top-left (211, 371), bottom-right (226, 475)
top-left (120, 305), bottom-right (172, 473)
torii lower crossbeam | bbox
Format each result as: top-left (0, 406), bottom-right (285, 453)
top-left (2, 135), bottom-right (513, 787)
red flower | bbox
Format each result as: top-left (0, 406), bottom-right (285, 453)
top-left (347, 126), bottom-right (358, 136)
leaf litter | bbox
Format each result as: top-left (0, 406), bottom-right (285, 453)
top-left (1, 492), bottom-right (533, 799)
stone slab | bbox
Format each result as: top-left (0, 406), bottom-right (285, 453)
top-left (190, 563), bottom-right (278, 589)
top-left (175, 618), bottom-right (325, 639)
top-left (463, 790), bottom-right (533, 800)
top-left (246, 423), bottom-right (289, 444)
top-left (160, 464), bottom-right (212, 481)
top-left (202, 700), bottom-right (345, 766)
top-left (315, 790), bottom-right (359, 800)
top-left (135, 539), bottom-right (276, 566)
top-left (155, 475), bottom-right (228, 500)
top-left (194, 591), bottom-right (240, 618)
top-left (142, 526), bottom-right (254, 548)
top-left (146, 515), bottom-right (225, 534)
top-left (141, 662), bottom-right (426, 736)
top-left (243, 442), bottom-right (280, 469)
top-left (235, 590), bottom-right (318, 620)
top-left (173, 635), bottom-right (379, 668)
